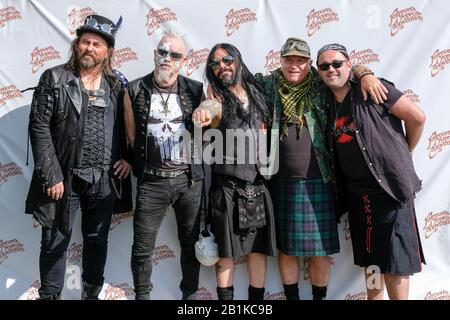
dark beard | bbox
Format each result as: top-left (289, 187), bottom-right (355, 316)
top-left (219, 73), bottom-right (237, 87)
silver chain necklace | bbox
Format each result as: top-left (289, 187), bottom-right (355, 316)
top-left (153, 78), bottom-right (177, 116)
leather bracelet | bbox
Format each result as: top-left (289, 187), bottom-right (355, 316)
top-left (359, 71), bottom-right (374, 79)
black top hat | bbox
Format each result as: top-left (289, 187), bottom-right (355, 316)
top-left (76, 14), bottom-right (122, 47)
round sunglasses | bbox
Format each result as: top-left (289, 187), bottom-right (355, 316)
top-left (209, 55), bottom-right (234, 69)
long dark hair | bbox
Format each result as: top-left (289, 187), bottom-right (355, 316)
top-left (205, 43), bottom-right (270, 127)
top-left (65, 37), bottom-right (114, 75)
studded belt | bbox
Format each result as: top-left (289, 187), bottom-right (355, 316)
top-left (144, 167), bottom-right (189, 178)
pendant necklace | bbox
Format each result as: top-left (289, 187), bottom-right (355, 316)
top-left (154, 79), bottom-right (177, 116)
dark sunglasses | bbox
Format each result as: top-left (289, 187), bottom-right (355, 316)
top-left (317, 60), bottom-right (347, 71)
top-left (85, 17), bottom-right (114, 35)
top-left (157, 48), bottom-right (184, 60)
top-left (209, 55), bottom-right (234, 69)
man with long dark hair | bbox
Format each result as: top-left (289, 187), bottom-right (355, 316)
top-left (193, 43), bottom-right (277, 300)
top-left (26, 14), bottom-right (133, 300)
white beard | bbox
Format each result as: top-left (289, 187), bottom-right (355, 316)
top-left (155, 68), bottom-right (172, 83)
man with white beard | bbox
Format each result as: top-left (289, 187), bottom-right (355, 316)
top-left (125, 31), bottom-right (205, 300)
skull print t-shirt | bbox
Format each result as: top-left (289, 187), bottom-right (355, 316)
top-left (146, 82), bottom-right (189, 172)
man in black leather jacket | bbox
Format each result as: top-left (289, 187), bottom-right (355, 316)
top-left (26, 14), bottom-right (133, 300)
top-left (125, 30), bottom-right (205, 300)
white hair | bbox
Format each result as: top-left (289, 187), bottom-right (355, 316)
top-left (159, 29), bottom-right (188, 54)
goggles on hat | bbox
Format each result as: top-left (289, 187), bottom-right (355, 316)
top-left (85, 17), bottom-right (114, 35)
top-left (281, 39), bottom-right (310, 56)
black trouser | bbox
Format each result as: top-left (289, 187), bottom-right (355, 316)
top-left (131, 173), bottom-right (202, 298)
top-left (38, 174), bottom-right (116, 297)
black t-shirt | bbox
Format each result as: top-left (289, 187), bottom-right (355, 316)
top-left (333, 84), bottom-right (403, 193)
top-left (333, 90), bottom-right (379, 193)
top-left (278, 120), bottom-right (321, 179)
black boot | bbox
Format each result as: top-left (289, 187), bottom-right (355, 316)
top-left (217, 286), bottom-right (234, 300)
top-left (36, 292), bottom-right (61, 300)
top-left (132, 271), bottom-right (152, 300)
top-left (81, 282), bottom-right (102, 300)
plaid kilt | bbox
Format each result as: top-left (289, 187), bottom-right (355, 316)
top-left (271, 177), bottom-right (340, 256)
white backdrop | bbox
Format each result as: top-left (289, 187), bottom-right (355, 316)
top-left (1, 0), bottom-right (449, 300)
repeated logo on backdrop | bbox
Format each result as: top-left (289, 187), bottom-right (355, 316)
top-left (402, 89), bottom-right (421, 104)
top-left (344, 291), bottom-right (367, 300)
top-left (0, 85), bottom-right (22, 106)
top-left (264, 291), bottom-right (285, 300)
top-left (146, 8), bottom-right (177, 36)
top-left (389, 7), bottom-right (423, 37)
top-left (67, 7), bottom-right (96, 34)
top-left (189, 287), bottom-right (214, 300)
top-left (20, 280), bottom-right (40, 300)
top-left (151, 244), bottom-right (176, 266)
top-left (349, 49), bottom-right (380, 66)
top-left (424, 290), bottom-right (450, 300)
top-left (186, 48), bottom-right (210, 76)
top-left (0, 239), bottom-right (25, 264)
top-left (103, 282), bottom-right (134, 300)
top-left (427, 130), bottom-right (450, 159)
top-left (430, 49), bottom-right (450, 77)
top-left (0, 5), bottom-right (22, 28)
top-left (30, 46), bottom-right (61, 74)
top-left (264, 49), bottom-right (281, 74)
top-left (111, 47), bottom-right (138, 69)
top-left (66, 242), bottom-right (83, 265)
top-left (306, 8), bottom-right (339, 37)
top-left (110, 210), bottom-right (134, 230)
top-left (423, 210), bottom-right (450, 239)
top-left (225, 8), bottom-right (257, 36)
top-left (0, 162), bottom-right (23, 185)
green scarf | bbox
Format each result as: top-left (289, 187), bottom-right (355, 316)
top-left (279, 71), bottom-right (313, 138)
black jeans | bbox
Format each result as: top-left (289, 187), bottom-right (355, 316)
top-left (131, 173), bottom-right (202, 298)
top-left (38, 173), bottom-right (116, 297)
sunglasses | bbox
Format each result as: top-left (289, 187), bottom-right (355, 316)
top-left (85, 17), bottom-right (114, 35)
top-left (157, 48), bottom-right (184, 60)
top-left (209, 55), bottom-right (234, 69)
top-left (317, 60), bottom-right (347, 71)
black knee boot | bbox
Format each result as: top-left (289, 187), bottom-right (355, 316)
top-left (248, 285), bottom-right (265, 300)
top-left (81, 282), bottom-right (103, 300)
top-left (217, 286), bottom-right (234, 300)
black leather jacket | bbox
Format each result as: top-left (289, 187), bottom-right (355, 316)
top-left (127, 72), bottom-right (205, 182)
top-left (25, 64), bottom-right (133, 235)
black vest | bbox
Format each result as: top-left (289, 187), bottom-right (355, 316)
top-left (127, 72), bottom-right (205, 181)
